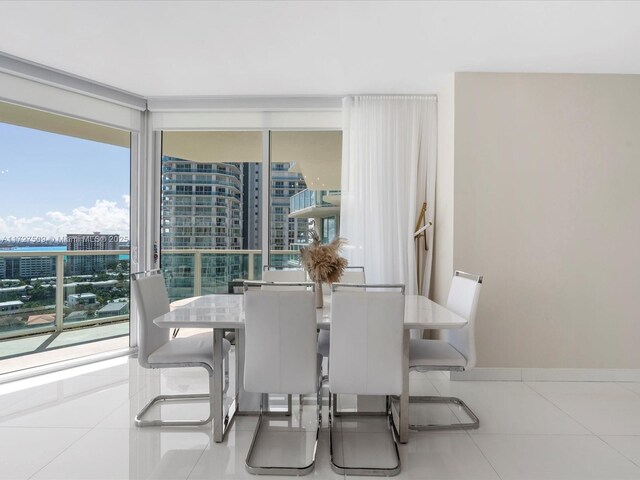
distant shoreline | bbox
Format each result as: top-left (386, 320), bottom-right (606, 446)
top-left (0, 246), bottom-right (67, 252)
top-left (0, 245), bottom-right (130, 251)
top-left (0, 246), bottom-right (130, 259)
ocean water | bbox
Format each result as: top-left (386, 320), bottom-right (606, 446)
top-left (8, 246), bottom-right (66, 252)
top-left (1, 246), bottom-right (130, 260)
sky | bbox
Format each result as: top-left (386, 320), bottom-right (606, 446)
top-left (0, 122), bottom-right (130, 241)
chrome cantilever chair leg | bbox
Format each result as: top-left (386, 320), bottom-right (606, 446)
top-left (135, 362), bottom-right (215, 427)
top-left (245, 392), bottom-right (321, 475)
top-left (407, 396), bottom-right (479, 430)
top-left (406, 366), bottom-right (479, 431)
top-left (328, 394), bottom-right (401, 476)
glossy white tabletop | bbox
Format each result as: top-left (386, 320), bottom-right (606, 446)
top-left (154, 294), bottom-right (467, 330)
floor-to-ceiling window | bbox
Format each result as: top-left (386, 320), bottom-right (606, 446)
top-left (158, 129), bottom-right (342, 298)
top-left (0, 101), bottom-right (131, 374)
top-left (160, 131), bottom-right (263, 300)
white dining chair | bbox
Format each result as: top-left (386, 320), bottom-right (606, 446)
top-left (251, 275), bottom-right (311, 410)
top-left (131, 270), bottom-right (230, 427)
top-left (408, 270), bottom-right (482, 430)
top-left (317, 266), bottom-right (366, 359)
top-left (243, 281), bottom-right (321, 476)
top-left (328, 283), bottom-right (404, 476)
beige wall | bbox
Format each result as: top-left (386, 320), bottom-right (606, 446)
top-left (454, 73), bottom-right (640, 368)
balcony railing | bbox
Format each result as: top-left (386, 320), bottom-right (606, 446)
top-left (0, 249), bottom-right (303, 341)
top-left (162, 164), bottom-right (242, 176)
top-left (163, 189), bottom-right (242, 201)
top-left (0, 250), bottom-right (130, 341)
top-left (161, 249), bottom-right (301, 301)
top-left (289, 189), bottom-right (341, 214)
top-left (163, 177), bottom-right (241, 188)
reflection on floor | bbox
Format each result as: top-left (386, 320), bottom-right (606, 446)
top-left (0, 322), bottom-right (129, 374)
top-left (1, 354), bottom-right (640, 479)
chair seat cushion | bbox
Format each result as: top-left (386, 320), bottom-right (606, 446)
top-left (409, 339), bottom-right (467, 368)
top-left (148, 333), bottom-right (230, 369)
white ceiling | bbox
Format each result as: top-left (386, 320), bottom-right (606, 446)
top-left (1, 1), bottom-right (639, 97)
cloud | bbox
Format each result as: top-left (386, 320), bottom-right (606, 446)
top-left (0, 198), bottom-right (130, 241)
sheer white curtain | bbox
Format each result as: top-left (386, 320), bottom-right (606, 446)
top-left (340, 95), bottom-right (437, 296)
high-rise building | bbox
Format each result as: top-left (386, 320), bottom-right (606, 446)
top-left (160, 156), bottom-right (310, 297)
top-left (19, 257), bottom-right (55, 278)
top-left (2, 258), bottom-right (20, 279)
top-left (161, 157), bottom-right (246, 298)
top-left (270, 163), bottom-right (309, 252)
top-left (161, 157), bottom-right (309, 253)
top-left (242, 162), bottom-right (262, 250)
top-left (66, 232), bottom-right (119, 275)
top-left (161, 157), bottom-right (243, 249)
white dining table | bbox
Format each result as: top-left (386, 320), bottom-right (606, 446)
top-left (153, 293), bottom-right (467, 443)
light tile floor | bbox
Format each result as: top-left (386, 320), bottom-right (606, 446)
top-left (0, 355), bottom-right (640, 480)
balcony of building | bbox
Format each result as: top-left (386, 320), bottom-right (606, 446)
top-left (288, 189), bottom-right (341, 219)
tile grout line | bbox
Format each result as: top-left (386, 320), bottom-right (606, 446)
top-left (92, 382), bottom-right (143, 429)
top-left (463, 429), bottom-right (504, 479)
top-left (432, 378), bottom-right (604, 437)
top-left (596, 435), bottom-right (640, 470)
top-left (522, 381), bottom-right (599, 436)
top-left (185, 437), bottom-right (212, 480)
top-left (616, 382), bottom-right (640, 399)
top-left (26, 383), bottom-right (134, 479)
top-left (421, 374), bottom-right (504, 478)
top-left (26, 427), bottom-right (94, 480)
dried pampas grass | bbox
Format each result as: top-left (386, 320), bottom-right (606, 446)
top-left (300, 230), bottom-right (348, 283)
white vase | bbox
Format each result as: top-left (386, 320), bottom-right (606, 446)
top-left (315, 281), bottom-right (323, 309)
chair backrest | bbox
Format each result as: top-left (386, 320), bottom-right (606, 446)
top-left (442, 271), bottom-right (483, 368)
top-left (339, 268), bottom-right (366, 284)
top-left (329, 284), bottom-right (405, 396)
top-left (244, 285), bottom-right (318, 395)
top-left (130, 271), bottom-right (171, 368)
top-left (318, 266), bottom-right (365, 293)
top-left (262, 268), bottom-right (307, 289)
top-left (245, 278), bottom-right (308, 292)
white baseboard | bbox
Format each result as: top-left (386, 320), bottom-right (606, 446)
top-left (451, 368), bottom-right (640, 382)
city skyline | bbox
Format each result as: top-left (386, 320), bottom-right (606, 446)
top-left (0, 122), bottom-right (130, 239)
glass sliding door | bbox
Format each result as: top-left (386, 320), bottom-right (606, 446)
top-left (0, 101), bottom-right (131, 374)
top-left (160, 131), bottom-right (263, 300)
top-left (158, 129), bottom-right (343, 297)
